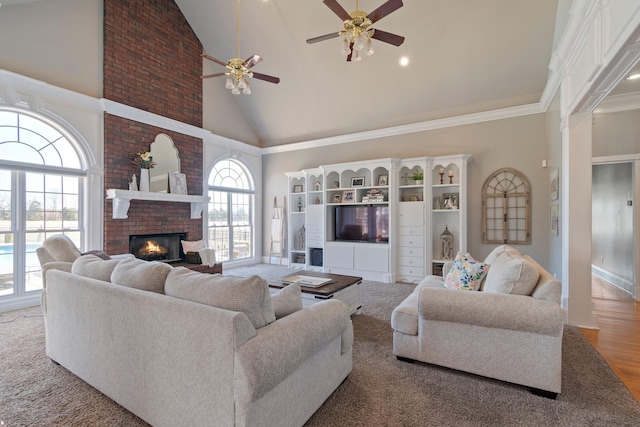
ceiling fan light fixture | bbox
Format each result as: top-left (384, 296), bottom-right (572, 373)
top-left (242, 84), bottom-right (251, 95)
top-left (341, 38), bottom-right (351, 55)
top-left (366, 38), bottom-right (374, 55)
top-left (238, 77), bottom-right (247, 89)
top-left (231, 87), bottom-right (241, 95)
top-left (225, 76), bottom-right (234, 89)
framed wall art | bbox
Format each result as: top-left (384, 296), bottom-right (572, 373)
top-left (169, 172), bottom-right (187, 194)
top-left (550, 168), bottom-right (559, 201)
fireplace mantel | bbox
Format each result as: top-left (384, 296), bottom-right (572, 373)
top-left (106, 189), bottom-right (209, 219)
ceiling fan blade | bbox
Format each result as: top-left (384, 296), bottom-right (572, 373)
top-left (323, 0), bottom-right (351, 21)
top-left (307, 32), bottom-right (341, 44)
top-left (367, 0), bottom-right (403, 24)
top-left (251, 72), bottom-right (280, 84)
top-left (200, 72), bottom-right (227, 79)
top-left (346, 42), bottom-right (354, 61)
top-left (371, 29), bottom-right (405, 46)
top-left (244, 54), bottom-right (263, 69)
top-left (201, 53), bottom-right (228, 67)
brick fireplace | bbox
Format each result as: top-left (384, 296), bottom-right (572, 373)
top-left (102, 0), bottom-right (204, 256)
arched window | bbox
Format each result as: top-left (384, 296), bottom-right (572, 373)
top-left (0, 110), bottom-right (85, 300)
top-left (207, 159), bottom-right (254, 263)
top-left (482, 168), bottom-right (531, 244)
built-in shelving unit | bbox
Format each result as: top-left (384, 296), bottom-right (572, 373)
top-left (285, 154), bottom-right (471, 283)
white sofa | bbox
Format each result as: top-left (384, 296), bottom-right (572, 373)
top-left (41, 255), bottom-right (353, 427)
top-left (391, 245), bottom-right (563, 397)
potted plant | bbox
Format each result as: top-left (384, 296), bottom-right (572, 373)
top-left (411, 170), bottom-right (424, 185)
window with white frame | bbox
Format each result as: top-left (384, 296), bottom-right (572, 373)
top-left (0, 110), bottom-right (85, 299)
top-left (207, 159), bottom-right (254, 262)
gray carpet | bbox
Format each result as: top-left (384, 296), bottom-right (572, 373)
top-left (1, 264), bottom-right (639, 426)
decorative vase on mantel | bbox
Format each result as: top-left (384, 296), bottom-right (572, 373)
top-left (139, 168), bottom-right (150, 192)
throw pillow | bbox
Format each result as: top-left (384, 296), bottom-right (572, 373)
top-left (181, 239), bottom-right (206, 253)
top-left (71, 254), bottom-right (121, 282)
top-left (271, 282), bottom-right (303, 319)
top-left (165, 268), bottom-right (276, 329)
top-left (482, 252), bottom-right (540, 295)
top-left (110, 258), bottom-right (172, 294)
top-left (443, 252), bottom-right (490, 291)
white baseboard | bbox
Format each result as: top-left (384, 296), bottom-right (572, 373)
top-left (591, 265), bottom-right (634, 296)
top-left (0, 292), bottom-right (42, 313)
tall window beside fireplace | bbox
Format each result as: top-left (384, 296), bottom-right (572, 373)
top-left (207, 159), bottom-right (254, 263)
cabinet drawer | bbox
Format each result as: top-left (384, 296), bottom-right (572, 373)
top-left (398, 235), bottom-right (422, 247)
top-left (398, 226), bottom-right (424, 236)
top-left (307, 239), bottom-right (323, 248)
top-left (307, 232), bottom-right (323, 242)
top-left (397, 265), bottom-right (425, 278)
top-left (307, 225), bottom-right (323, 234)
top-left (398, 246), bottom-right (424, 258)
top-left (398, 255), bottom-right (424, 268)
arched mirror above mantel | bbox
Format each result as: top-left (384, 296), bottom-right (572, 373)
top-left (150, 133), bottom-right (180, 192)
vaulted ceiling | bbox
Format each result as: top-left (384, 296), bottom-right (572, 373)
top-left (176, 0), bottom-right (562, 148)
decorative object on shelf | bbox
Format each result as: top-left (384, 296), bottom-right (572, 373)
top-left (433, 196), bottom-right (441, 209)
top-left (293, 184), bottom-right (303, 193)
top-left (139, 168), bottom-right (150, 192)
top-left (402, 172), bottom-right (409, 186)
top-left (200, 0), bottom-right (280, 95)
top-left (432, 262), bottom-right (444, 276)
top-left (448, 170), bottom-right (454, 184)
top-left (131, 150), bottom-right (156, 169)
top-left (314, 196), bottom-right (321, 204)
top-left (297, 225), bottom-right (306, 250)
top-left (550, 167), bottom-right (559, 200)
top-left (408, 194), bottom-right (419, 202)
top-left (411, 170), bottom-right (423, 185)
top-left (438, 168), bottom-right (445, 184)
top-left (332, 194), bottom-right (342, 203)
top-left (306, 0), bottom-right (405, 63)
top-left (297, 197), bottom-right (303, 212)
top-left (129, 174), bottom-right (138, 191)
top-left (440, 225), bottom-right (454, 260)
top-left (351, 176), bottom-right (365, 187)
top-left (443, 192), bottom-right (458, 209)
top-left (333, 181), bottom-right (340, 188)
top-left (362, 188), bottom-right (385, 203)
top-left (377, 174), bottom-right (388, 186)
top-left (314, 180), bottom-right (321, 191)
top-left (341, 190), bottom-right (355, 203)
top-left (169, 172), bottom-right (187, 194)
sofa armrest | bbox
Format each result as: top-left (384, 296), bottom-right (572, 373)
top-left (42, 261), bottom-right (73, 288)
top-left (418, 287), bottom-right (564, 336)
top-left (235, 300), bottom-right (353, 402)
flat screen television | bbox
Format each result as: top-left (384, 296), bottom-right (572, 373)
top-left (334, 205), bottom-right (389, 243)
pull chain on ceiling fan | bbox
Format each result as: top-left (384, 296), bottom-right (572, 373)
top-left (201, 0), bottom-right (280, 95)
top-left (307, 0), bottom-right (405, 62)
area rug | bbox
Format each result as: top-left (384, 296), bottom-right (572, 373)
top-left (1, 264), bottom-right (639, 426)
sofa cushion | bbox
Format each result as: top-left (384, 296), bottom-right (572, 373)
top-left (110, 258), bottom-right (172, 294)
top-left (483, 244), bottom-right (520, 265)
top-left (271, 282), bottom-right (303, 319)
top-left (443, 252), bottom-right (490, 291)
top-left (71, 254), bottom-right (121, 282)
top-left (165, 268), bottom-right (276, 329)
top-left (42, 234), bottom-right (82, 262)
top-left (482, 252), bottom-right (540, 295)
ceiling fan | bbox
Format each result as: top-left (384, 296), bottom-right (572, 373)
top-left (307, 0), bottom-right (405, 62)
top-left (201, 0), bottom-right (280, 95)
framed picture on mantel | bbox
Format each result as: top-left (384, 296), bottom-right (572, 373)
top-left (169, 172), bottom-right (187, 194)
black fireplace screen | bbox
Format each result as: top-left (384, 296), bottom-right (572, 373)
top-left (129, 233), bottom-right (186, 262)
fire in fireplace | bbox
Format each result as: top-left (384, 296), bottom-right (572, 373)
top-left (129, 233), bottom-right (186, 262)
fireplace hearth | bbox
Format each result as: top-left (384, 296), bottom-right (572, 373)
top-left (129, 233), bottom-right (186, 262)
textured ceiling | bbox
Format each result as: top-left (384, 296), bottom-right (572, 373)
top-left (176, 0), bottom-right (560, 147)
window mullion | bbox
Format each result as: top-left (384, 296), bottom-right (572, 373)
top-left (14, 171), bottom-right (26, 295)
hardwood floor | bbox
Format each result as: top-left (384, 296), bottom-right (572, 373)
top-left (580, 275), bottom-right (640, 402)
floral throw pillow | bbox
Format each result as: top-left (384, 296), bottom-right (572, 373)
top-left (443, 252), bottom-right (490, 291)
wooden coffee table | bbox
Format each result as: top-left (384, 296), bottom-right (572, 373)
top-left (269, 271), bottom-right (362, 315)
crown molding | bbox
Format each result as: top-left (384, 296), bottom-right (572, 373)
top-left (594, 90), bottom-right (640, 113)
top-left (261, 103), bottom-right (545, 155)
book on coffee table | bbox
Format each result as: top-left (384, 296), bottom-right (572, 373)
top-left (281, 275), bottom-right (333, 288)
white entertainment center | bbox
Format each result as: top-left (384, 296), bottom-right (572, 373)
top-left (285, 155), bottom-right (472, 283)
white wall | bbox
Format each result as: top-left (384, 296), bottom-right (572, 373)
top-left (0, 0), bottom-right (103, 98)
top-left (262, 113), bottom-right (552, 269)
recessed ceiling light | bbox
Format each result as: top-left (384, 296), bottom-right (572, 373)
top-left (399, 56), bottom-right (409, 67)
top-left (627, 72), bottom-right (640, 80)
